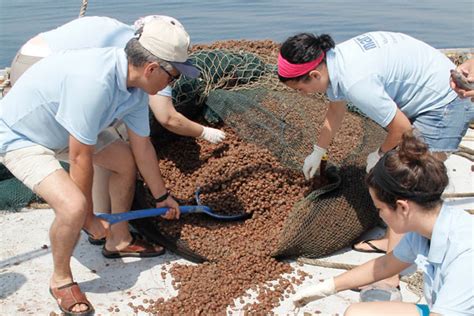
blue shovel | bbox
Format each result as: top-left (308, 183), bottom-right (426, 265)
top-left (96, 188), bottom-right (251, 225)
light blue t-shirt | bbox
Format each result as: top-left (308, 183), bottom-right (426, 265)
top-left (39, 16), bottom-right (172, 98)
top-left (326, 32), bottom-right (457, 127)
top-left (393, 204), bottom-right (474, 315)
top-left (0, 47), bottom-right (149, 153)
top-left (40, 16), bottom-right (135, 52)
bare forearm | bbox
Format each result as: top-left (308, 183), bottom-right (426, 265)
top-left (380, 109), bottom-right (412, 153)
top-left (69, 154), bottom-right (94, 209)
top-left (133, 142), bottom-right (167, 198)
top-left (317, 101), bottom-right (347, 149)
top-left (149, 94), bottom-right (203, 138)
top-left (380, 129), bottom-right (405, 153)
top-left (334, 253), bottom-right (409, 291)
top-left (161, 112), bottom-right (203, 137)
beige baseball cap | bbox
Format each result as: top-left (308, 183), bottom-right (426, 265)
top-left (138, 17), bottom-right (200, 78)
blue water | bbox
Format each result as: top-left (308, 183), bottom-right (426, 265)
top-left (0, 0), bottom-right (473, 66)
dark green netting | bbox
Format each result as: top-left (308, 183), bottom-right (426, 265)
top-left (133, 49), bottom-right (386, 260)
top-left (0, 162), bottom-right (69, 211)
top-left (0, 48), bottom-right (469, 262)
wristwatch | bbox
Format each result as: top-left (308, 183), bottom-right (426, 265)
top-left (154, 191), bottom-right (170, 203)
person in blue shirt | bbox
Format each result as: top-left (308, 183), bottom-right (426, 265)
top-left (10, 15), bottom-right (224, 147)
top-left (0, 18), bottom-right (199, 315)
top-left (278, 31), bottom-right (474, 289)
top-left (9, 15), bottom-right (225, 238)
top-left (291, 130), bottom-right (473, 316)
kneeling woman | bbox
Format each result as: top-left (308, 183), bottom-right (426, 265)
top-left (292, 130), bottom-right (473, 316)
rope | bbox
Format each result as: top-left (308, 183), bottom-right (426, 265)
top-left (29, 202), bottom-right (51, 209)
top-left (453, 151), bottom-right (474, 162)
top-left (78, 0), bottom-right (88, 18)
top-left (442, 192), bottom-right (474, 198)
top-left (297, 258), bottom-right (356, 270)
top-left (296, 257), bottom-right (424, 300)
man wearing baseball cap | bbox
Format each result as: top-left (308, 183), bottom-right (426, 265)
top-left (0, 16), bottom-right (197, 315)
top-left (8, 15), bottom-right (225, 244)
top-left (138, 17), bottom-right (200, 78)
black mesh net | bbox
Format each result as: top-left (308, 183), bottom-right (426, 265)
top-left (132, 48), bottom-right (387, 261)
top-left (0, 46), bottom-right (469, 262)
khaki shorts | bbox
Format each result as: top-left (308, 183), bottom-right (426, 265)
top-left (0, 128), bottom-right (120, 191)
top-left (10, 52), bottom-right (43, 86)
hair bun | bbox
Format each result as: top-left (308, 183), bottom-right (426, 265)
top-left (398, 130), bottom-right (429, 165)
top-left (316, 34), bottom-right (335, 52)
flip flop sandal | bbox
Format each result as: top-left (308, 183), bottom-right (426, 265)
top-left (351, 239), bottom-right (387, 254)
top-left (102, 235), bottom-right (165, 259)
top-left (82, 228), bottom-right (106, 246)
top-left (49, 282), bottom-right (94, 316)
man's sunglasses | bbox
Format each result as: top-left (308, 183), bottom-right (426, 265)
top-left (160, 65), bottom-right (180, 84)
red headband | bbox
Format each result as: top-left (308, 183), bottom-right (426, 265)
top-left (277, 51), bottom-right (325, 78)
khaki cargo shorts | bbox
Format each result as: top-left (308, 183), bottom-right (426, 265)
top-left (10, 52), bottom-right (43, 86)
top-left (0, 128), bottom-right (121, 191)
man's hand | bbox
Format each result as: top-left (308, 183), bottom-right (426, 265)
top-left (366, 148), bottom-right (383, 173)
top-left (293, 278), bottom-right (336, 307)
top-left (302, 145), bottom-right (327, 180)
top-left (450, 59), bottom-right (474, 102)
top-left (157, 195), bottom-right (180, 220)
top-left (199, 127), bottom-right (226, 144)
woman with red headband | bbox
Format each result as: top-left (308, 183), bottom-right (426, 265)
top-left (278, 31), bottom-right (474, 291)
top-left (278, 32), bottom-right (473, 176)
top-left (291, 130), bottom-right (473, 316)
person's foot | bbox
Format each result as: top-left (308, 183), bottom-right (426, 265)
top-left (82, 228), bottom-right (106, 245)
top-left (102, 235), bottom-right (165, 258)
top-left (351, 238), bottom-right (388, 253)
top-left (50, 280), bottom-right (93, 315)
top-left (82, 215), bottom-right (108, 244)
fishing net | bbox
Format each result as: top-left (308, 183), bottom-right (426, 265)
top-left (272, 119), bottom-right (384, 259)
top-left (0, 166), bottom-right (39, 210)
top-left (132, 45), bottom-right (385, 261)
top-left (0, 44), bottom-right (469, 261)
top-left (0, 162), bottom-right (68, 211)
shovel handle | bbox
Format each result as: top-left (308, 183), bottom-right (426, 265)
top-left (96, 205), bottom-right (210, 225)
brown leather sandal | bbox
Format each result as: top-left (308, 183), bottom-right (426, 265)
top-left (49, 282), bottom-right (94, 316)
top-left (102, 235), bottom-right (165, 258)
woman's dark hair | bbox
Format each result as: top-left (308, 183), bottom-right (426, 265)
top-left (279, 33), bottom-right (335, 82)
top-left (367, 130), bottom-right (448, 210)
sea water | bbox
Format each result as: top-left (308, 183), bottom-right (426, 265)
top-left (1, 0), bottom-right (473, 66)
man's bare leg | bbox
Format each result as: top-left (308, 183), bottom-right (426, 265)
top-left (35, 169), bottom-right (90, 313)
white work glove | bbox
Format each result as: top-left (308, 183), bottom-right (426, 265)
top-left (366, 148), bottom-right (384, 173)
top-left (302, 145), bottom-right (327, 180)
top-left (199, 127), bottom-right (226, 144)
top-left (293, 278), bottom-right (337, 307)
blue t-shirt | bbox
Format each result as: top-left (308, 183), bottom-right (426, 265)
top-left (393, 204), bottom-right (473, 315)
top-left (39, 16), bottom-right (172, 98)
top-left (326, 31), bottom-right (457, 127)
top-left (0, 47), bottom-right (149, 153)
top-left (41, 16), bottom-right (135, 52)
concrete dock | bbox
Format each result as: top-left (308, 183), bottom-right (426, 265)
top-left (1, 128), bottom-right (472, 315)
